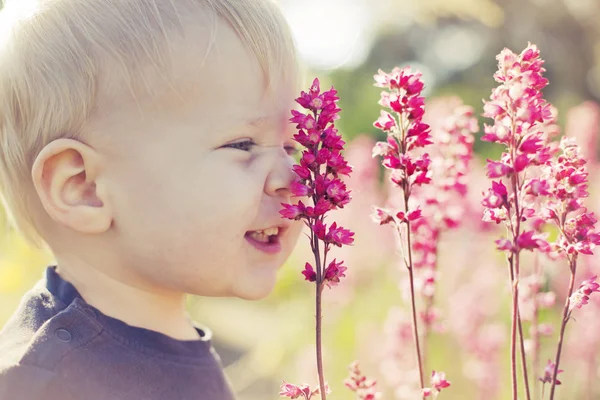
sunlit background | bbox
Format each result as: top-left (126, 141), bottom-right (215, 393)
top-left (1, 0), bottom-right (600, 399)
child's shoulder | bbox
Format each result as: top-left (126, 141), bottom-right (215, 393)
top-left (0, 276), bottom-right (102, 369)
top-left (0, 278), bottom-right (91, 400)
top-left (0, 268), bottom-right (237, 400)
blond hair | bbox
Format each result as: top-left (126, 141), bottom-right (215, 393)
top-left (0, 0), bottom-right (298, 249)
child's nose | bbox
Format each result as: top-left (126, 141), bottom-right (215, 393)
top-left (264, 149), bottom-right (295, 197)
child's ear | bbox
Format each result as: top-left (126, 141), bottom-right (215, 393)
top-left (31, 138), bottom-right (113, 234)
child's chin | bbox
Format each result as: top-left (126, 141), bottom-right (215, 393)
top-left (235, 278), bottom-right (276, 301)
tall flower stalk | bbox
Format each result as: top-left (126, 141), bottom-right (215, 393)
top-left (537, 137), bottom-right (600, 399)
top-left (280, 78), bottom-right (354, 400)
top-left (371, 67), bottom-right (449, 398)
top-left (415, 98), bottom-right (478, 368)
top-left (481, 43), bottom-right (558, 400)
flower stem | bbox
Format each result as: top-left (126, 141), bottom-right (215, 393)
top-left (532, 253), bottom-right (541, 400)
top-left (510, 257), bottom-right (519, 400)
top-left (508, 254), bottom-right (532, 400)
top-left (404, 191), bottom-right (425, 395)
top-left (315, 281), bottom-right (327, 400)
top-left (515, 255), bottom-right (532, 400)
top-left (518, 309), bottom-right (532, 400)
top-left (407, 254), bottom-right (425, 393)
top-left (549, 257), bottom-right (577, 400)
top-left (508, 131), bottom-right (531, 400)
top-left (311, 214), bottom-right (327, 400)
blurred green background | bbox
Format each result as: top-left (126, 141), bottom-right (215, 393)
top-left (2, 0), bottom-right (600, 399)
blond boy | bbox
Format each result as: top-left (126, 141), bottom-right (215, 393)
top-left (0, 0), bottom-right (302, 398)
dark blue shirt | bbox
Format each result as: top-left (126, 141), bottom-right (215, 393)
top-left (0, 266), bottom-right (236, 400)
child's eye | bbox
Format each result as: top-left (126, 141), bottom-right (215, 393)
top-left (224, 139), bottom-right (256, 152)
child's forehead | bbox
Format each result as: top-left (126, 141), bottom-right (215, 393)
top-left (95, 20), bottom-right (292, 114)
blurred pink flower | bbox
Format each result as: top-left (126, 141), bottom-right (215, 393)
top-left (344, 361), bottom-right (381, 400)
top-left (565, 102), bottom-right (600, 165)
top-left (279, 382), bottom-right (312, 399)
top-left (540, 360), bottom-right (563, 385)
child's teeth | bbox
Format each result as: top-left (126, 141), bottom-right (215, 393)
top-left (263, 227), bottom-right (279, 236)
top-left (248, 227), bottom-right (279, 243)
top-left (249, 231), bottom-right (269, 243)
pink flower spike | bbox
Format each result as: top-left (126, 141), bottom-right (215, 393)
top-left (422, 388), bottom-right (433, 397)
top-left (283, 78), bottom-right (352, 400)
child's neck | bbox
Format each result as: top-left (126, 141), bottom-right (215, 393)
top-left (55, 263), bottom-right (200, 341)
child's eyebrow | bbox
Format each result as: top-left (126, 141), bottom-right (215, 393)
top-left (247, 117), bottom-right (269, 128)
top-left (244, 116), bottom-right (289, 132)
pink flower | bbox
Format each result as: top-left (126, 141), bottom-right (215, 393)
top-left (524, 178), bottom-right (551, 196)
top-left (481, 180), bottom-right (508, 209)
top-left (430, 370), bottom-right (451, 391)
top-left (486, 160), bottom-right (512, 178)
top-left (302, 263), bottom-right (317, 283)
top-left (323, 259), bottom-right (347, 287)
top-left (520, 136), bottom-right (544, 153)
top-left (327, 152), bottom-right (352, 177)
top-left (325, 178), bottom-right (351, 208)
top-left (291, 181), bottom-right (312, 197)
top-left (569, 276), bottom-right (600, 311)
top-left (326, 222), bottom-right (355, 247)
top-left (371, 207), bottom-right (395, 225)
top-left (279, 381), bottom-right (325, 400)
top-left (580, 275), bottom-right (600, 294)
top-left (279, 382), bottom-right (312, 399)
top-left (280, 202), bottom-right (307, 220)
top-left (516, 230), bottom-right (549, 251)
top-left (496, 238), bottom-right (514, 252)
top-left (373, 110), bottom-right (397, 131)
top-left (482, 208), bottom-right (507, 224)
top-left (344, 361), bottom-right (381, 400)
top-left (539, 360), bottom-right (562, 385)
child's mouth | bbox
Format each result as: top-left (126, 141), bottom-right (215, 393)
top-left (245, 227), bottom-right (282, 254)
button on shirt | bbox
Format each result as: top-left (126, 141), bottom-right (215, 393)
top-left (0, 266), bottom-right (236, 400)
